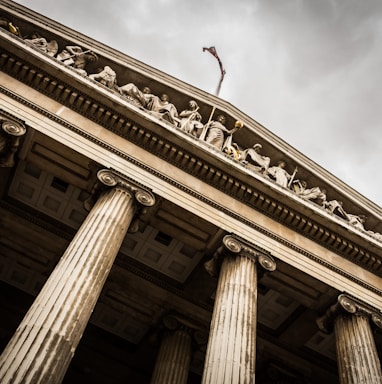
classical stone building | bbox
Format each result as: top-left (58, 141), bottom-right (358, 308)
top-left (1, 2), bottom-right (382, 383)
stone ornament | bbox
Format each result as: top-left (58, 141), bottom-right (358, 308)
top-left (178, 100), bottom-right (203, 137)
top-left (89, 66), bottom-right (117, 90)
top-left (56, 45), bottom-right (98, 75)
top-left (24, 34), bottom-right (58, 56)
top-left (2, 120), bottom-right (26, 136)
top-left (222, 235), bottom-right (242, 254)
top-left (258, 253), bottom-right (277, 272)
top-left (338, 294), bottom-right (358, 314)
top-left (97, 169), bottom-right (119, 187)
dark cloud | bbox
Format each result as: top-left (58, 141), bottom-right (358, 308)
top-left (14, 0), bottom-right (382, 206)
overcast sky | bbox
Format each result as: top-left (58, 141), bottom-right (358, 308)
top-left (14, 0), bottom-right (382, 207)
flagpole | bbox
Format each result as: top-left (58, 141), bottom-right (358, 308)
top-left (202, 46), bottom-right (226, 132)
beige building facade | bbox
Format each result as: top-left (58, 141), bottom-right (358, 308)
top-left (0, 2), bottom-right (382, 383)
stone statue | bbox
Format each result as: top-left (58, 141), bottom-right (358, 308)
top-left (178, 100), bottom-right (203, 137)
top-left (268, 161), bottom-right (294, 188)
top-left (147, 93), bottom-right (179, 125)
top-left (367, 230), bottom-right (382, 242)
top-left (323, 199), bottom-right (348, 219)
top-left (56, 45), bottom-right (98, 75)
top-left (24, 34), bottom-right (58, 56)
top-left (345, 214), bottom-right (367, 230)
top-left (89, 66), bottom-right (118, 90)
top-left (292, 180), bottom-right (327, 203)
top-left (241, 144), bottom-right (270, 174)
top-left (119, 84), bottom-right (154, 108)
top-left (203, 115), bottom-right (241, 150)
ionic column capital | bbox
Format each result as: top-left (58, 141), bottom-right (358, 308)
top-left (84, 168), bottom-right (156, 213)
top-left (160, 314), bottom-right (209, 346)
top-left (1, 119), bottom-right (26, 137)
top-left (317, 293), bottom-right (382, 333)
top-left (97, 169), bottom-right (156, 206)
top-left (0, 118), bottom-right (27, 167)
top-left (204, 234), bottom-right (276, 277)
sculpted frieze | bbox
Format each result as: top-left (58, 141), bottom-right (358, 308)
top-left (1, 16), bottom-right (381, 243)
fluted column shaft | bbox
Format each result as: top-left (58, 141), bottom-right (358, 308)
top-left (150, 327), bottom-right (192, 384)
top-left (202, 254), bottom-right (258, 384)
top-left (334, 313), bottom-right (382, 384)
top-left (0, 177), bottom-right (142, 383)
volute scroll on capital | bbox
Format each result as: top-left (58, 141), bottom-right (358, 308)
top-left (160, 314), bottom-right (209, 347)
top-left (316, 293), bottom-right (382, 333)
top-left (97, 169), bottom-right (156, 207)
top-left (0, 118), bottom-right (27, 167)
top-left (223, 234), bottom-right (277, 272)
top-left (204, 235), bottom-right (277, 277)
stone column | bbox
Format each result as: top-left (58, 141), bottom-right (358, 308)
top-left (202, 235), bottom-right (276, 384)
top-left (0, 169), bottom-right (155, 384)
top-left (317, 294), bottom-right (382, 384)
top-left (150, 315), bottom-right (193, 384)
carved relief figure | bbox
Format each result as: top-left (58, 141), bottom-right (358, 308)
top-left (241, 144), bottom-right (270, 174)
top-left (56, 45), bottom-right (98, 74)
top-left (203, 115), bottom-right (241, 150)
top-left (147, 93), bottom-right (179, 125)
top-left (323, 199), bottom-right (348, 219)
top-left (119, 84), bottom-right (154, 109)
top-left (345, 214), bottom-right (367, 230)
top-left (367, 230), bottom-right (382, 241)
top-left (24, 34), bottom-right (58, 56)
top-left (268, 161), bottom-right (294, 188)
top-left (292, 180), bottom-right (327, 203)
top-left (178, 100), bottom-right (203, 137)
top-left (89, 66), bottom-right (117, 90)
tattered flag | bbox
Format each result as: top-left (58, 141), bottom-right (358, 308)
top-left (203, 46), bottom-right (226, 79)
top-left (203, 46), bottom-right (226, 96)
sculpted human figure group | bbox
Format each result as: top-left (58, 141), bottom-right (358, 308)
top-left (4, 22), bottom-right (381, 242)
